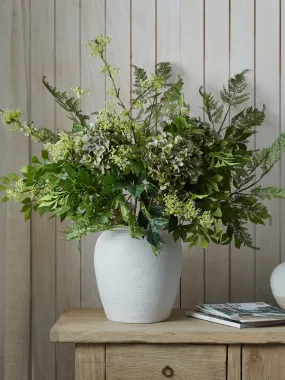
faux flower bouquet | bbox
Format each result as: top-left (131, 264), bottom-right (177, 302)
top-left (1, 36), bottom-right (285, 253)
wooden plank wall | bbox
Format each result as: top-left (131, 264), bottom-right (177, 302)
top-left (0, 0), bottom-right (284, 379)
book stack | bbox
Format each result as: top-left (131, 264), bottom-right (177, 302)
top-left (186, 302), bottom-right (285, 329)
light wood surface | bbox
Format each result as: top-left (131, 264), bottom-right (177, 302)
top-left (55, 1), bottom-right (81, 379)
top-left (2, 1), bottom-right (31, 380)
top-left (228, 345), bottom-right (241, 380)
top-left (180, 0), bottom-right (205, 309)
top-left (242, 345), bottom-right (285, 379)
top-left (107, 344), bottom-right (226, 380)
top-left (75, 344), bottom-right (105, 380)
top-left (204, 0), bottom-right (230, 303)
top-left (51, 308), bottom-right (285, 344)
top-left (30, 1), bottom-right (56, 379)
top-left (255, 0), bottom-right (281, 304)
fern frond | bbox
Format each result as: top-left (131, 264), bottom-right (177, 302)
top-left (229, 221), bottom-right (255, 249)
top-left (220, 70), bottom-right (250, 107)
top-left (231, 106), bottom-right (265, 130)
top-left (155, 62), bottom-right (172, 81)
top-left (252, 133), bottom-right (285, 175)
top-left (199, 87), bottom-right (223, 125)
top-left (42, 76), bottom-right (88, 124)
top-left (251, 186), bottom-right (285, 200)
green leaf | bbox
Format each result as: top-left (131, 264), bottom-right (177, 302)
top-left (24, 208), bottom-right (32, 221)
top-left (1, 195), bottom-right (9, 203)
top-left (150, 206), bottom-right (165, 217)
top-left (72, 123), bottom-right (83, 133)
top-left (173, 228), bottom-right (181, 242)
top-left (21, 204), bottom-right (31, 212)
top-left (213, 208), bottom-right (222, 217)
top-left (200, 236), bottom-right (209, 249)
top-left (147, 222), bottom-right (160, 248)
top-left (20, 165), bottom-right (34, 174)
top-left (32, 156), bottom-right (41, 164)
top-left (0, 176), bottom-right (11, 185)
top-left (138, 210), bottom-right (149, 229)
top-left (8, 173), bottom-right (20, 181)
top-left (234, 237), bottom-right (242, 249)
top-left (154, 217), bottom-right (168, 226)
top-left (168, 215), bottom-right (178, 232)
top-left (211, 174), bottom-right (223, 182)
top-left (0, 185), bottom-right (8, 191)
top-left (114, 180), bottom-right (129, 189)
top-left (251, 186), bottom-right (285, 200)
top-left (41, 150), bottom-right (49, 161)
top-left (188, 236), bottom-right (199, 248)
top-left (101, 174), bottom-right (115, 185)
top-left (184, 233), bottom-right (197, 243)
top-left (127, 185), bottom-right (144, 197)
top-left (99, 215), bottom-right (109, 224)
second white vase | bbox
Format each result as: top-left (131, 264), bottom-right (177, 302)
top-left (94, 229), bottom-right (182, 323)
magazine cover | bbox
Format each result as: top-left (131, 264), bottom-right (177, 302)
top-left (196, 302), bottom-right (285, 321)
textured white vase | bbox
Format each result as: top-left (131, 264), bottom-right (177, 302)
top-left (270, 262), bottom-right (285, 309)
top-left (94, 229), bottom-right (183, 323)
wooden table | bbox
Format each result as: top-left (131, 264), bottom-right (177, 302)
top-left (51, 308), bottom-right (285, 380)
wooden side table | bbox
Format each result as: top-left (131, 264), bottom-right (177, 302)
top-left (51, 308), bottom-right (285, 380)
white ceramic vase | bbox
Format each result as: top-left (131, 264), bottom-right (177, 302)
top-left (94, 229), bottom-right (183, 323)
top-left (270, 262), bottom-right (285, 309)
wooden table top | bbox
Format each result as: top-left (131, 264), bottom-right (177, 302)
top-left (50, 308), bottom-right (285, 344)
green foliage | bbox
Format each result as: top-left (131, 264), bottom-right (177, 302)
top-left (42, 76), bottom-right (88, 124)
top-left (220, 70), bottom-right (250, 107)
top-left (1, 36), bottom-right (285, 253)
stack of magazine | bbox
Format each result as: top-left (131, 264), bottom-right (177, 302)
top-left (186, 302), bottom-right (285, 329)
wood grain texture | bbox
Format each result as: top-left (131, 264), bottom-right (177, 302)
top-left (204, 0), bottom-right (230, 303)
top-left (80, 0), bottom-right (105, 309)
top-left (55, 1), bottom-right (81, 379)
top-left (180, 0), bottom-right (205, 309)
top-left (0, 1), bottom-right (11, 376)
top-left (255, 0), bottom-right (280, 304)
top-left (242, 345), bottom-right (285, 379)
top-left (3, 1), bottom-right (31, 380)
top-left (106, 0), bottom-right (130, 106)
top-left (30, 1), bottom-right (56, 379)
top-left (157, 0), bottom-right (181, 308)
top-left (132, 0), bottom-right (155, 72)
top-left (51, 308), bottom-right (285, 344)
top-left (281, 0), bottom-right (285, 263)
top-left (75, 344), bottom-right (105, 380)
top-left (230, 0), bottom-right (255, 303)
top-left (228, 345), bottom-right (241, 380)
top-left (107, 344), bottom-right (226, 380)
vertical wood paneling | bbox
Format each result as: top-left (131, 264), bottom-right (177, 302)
top-left (30, 0), bottom-right (56, 379)
top-left (55, 1), bottom-right (81, 379)
top-left (80, 0), bottom-right (105, 308)
top-left (281, 0), bottom-right (285, 263)
top-left (157, 0), bottom-right (181, 307)
top-left (0, 1), bottom-right (10, 376)
top-left (2, 1), bottom-right (31, 379)
top-left (255, 0), bottom-right (280, 303)
top-left (204, 0), bottom-right (230, 303)
top-left (230, 0), bottom-right (255, 302)
top-left (180, 0), bottom-right (205, 308)
top-left (106, 0), bottom-right (130, 107)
